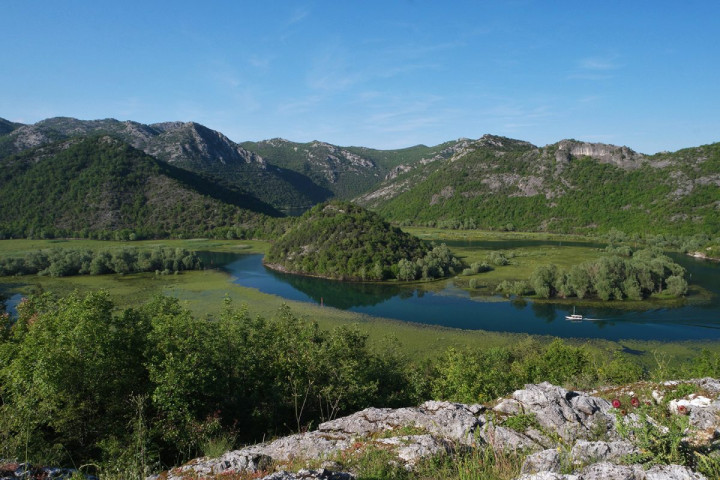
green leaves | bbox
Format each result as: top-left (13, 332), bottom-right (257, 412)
top-left (267, 201), bottom-right (462, 281)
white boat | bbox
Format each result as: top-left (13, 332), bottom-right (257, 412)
top-left (565, 306), bottom-right (583, 321)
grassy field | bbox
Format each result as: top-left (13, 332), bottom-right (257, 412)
top-left (1, 233), bottom-right (719, 370)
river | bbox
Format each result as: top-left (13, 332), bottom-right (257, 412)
top-left (201, 242), bottom-right (720, 341)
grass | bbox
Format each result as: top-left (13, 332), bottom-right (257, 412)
top-left (1, 233), bottom-right (719, 368)
top-left (0, 238), bottom-right (269, 257)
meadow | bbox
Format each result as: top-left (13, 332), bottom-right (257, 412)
top-left (1, 231), bottom-right (718, 372)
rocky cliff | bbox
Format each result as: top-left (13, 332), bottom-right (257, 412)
top-left (155, 379), bottom-right (720, 480)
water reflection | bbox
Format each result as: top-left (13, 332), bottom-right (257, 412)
top-left (205, 251), bottom-right (720, 341)
top-left (267, 269), bottom-right (400, 309)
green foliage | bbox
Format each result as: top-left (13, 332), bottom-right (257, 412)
top-left (527, 249), bottom-right (688, 300)
top-left (502, 413), bottom-right (539, 432)
top-left (0, 246), bottom-right (203, 277)
top-left (372, 140), bottom-right (720, 236)
top-left (0, 292), bottom-right (415, 469)
top-left (430, 339), bottom-right (594, 403)
top-left (0, 136), bottom-right (280, 240)
top-left (0, 291), bottom-right (149, 464)
top-left (615, 404), bottom-right (692, 467)
top-left (266, 201), bottom-right (462, 281)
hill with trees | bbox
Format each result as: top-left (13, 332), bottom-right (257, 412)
top-left (2, 116), bottom-right (718, 237)
top-left (0, 117), bottom-right (22, 136)
top-left (0, 118), bottom-right (332, 210)
top-left (265, 201), bottom-right (462, 281)
top-left (0, 135), bottom-right (281, 239)
top-left (355, 136), bottom-right (720, 235)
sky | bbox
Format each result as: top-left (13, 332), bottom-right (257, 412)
top-left (1, 1), bottom-right (719, 153)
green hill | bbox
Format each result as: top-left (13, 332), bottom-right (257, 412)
top-left (0, 117), bottom-right (22, 136)
top-left (0, 136), bottom-right (281, 239)
top-left (357, 136), bottom-right (720, 235)
top-left (0, 118), bottom-right (331, 210)
top-left (265, 201), bottom-right (462, 281)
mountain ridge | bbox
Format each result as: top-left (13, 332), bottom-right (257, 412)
top-left (0, 135), bottom-right (280, 239)
top-left (2, 116), bottom-right (718, 235)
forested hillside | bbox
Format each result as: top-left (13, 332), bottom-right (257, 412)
top-left (0, 117), bottom-right (21, 136)
top-left (0, 118), bottom-right (331, 209)
top-left (0, 136), bottom-right (281, 239)
top-left (2, 116), bottom-right (718, 236)
top-left (242, 138), bottom-right (475, 200)
top-left (265, 201), bottom-right (462, 281)
top-left (357, 136), bottom-right (720, 235)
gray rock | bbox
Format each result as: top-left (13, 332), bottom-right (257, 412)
top-left (575, 462), bottom-right (645, 479)
top-left (570, 440), bottom-right (638, 466)
top-left (516, 461), bottom-right (708, 480)
top-left (644, 464), bottom-right (707, 480)
top-left (168, 451), bottom-right (271, 478)
top-left (504, 383), bottom-right (617, 442)
top-left (159, 381), bottom-right (720, 480)
top-left (482, 424), bottom-right (544, 452)
top-left (319, 400), bottom-right (482, 445)
top-left (375, 434), bottom-right (452, 467)
top-left (516, 471), bottom-right (578, 480)
top-left (260, 469), bottom-right (355, 480)
top-left (521, 449), bottom-right (562, 474)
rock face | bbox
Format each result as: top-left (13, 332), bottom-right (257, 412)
top-left (553, 140), bottom-right (645, 170)
top-left (159, 380), bottom-right (720, 480)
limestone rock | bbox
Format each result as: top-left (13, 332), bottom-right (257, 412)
top-left (260, 469), bottom-right (355, 480)
top-left (500, 382), bottom-right (617, 442)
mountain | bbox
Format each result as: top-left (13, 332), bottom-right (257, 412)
top-left (240, 138), bottom-right (469, 199)
top-left (0, 135), bottom-right (281, 239)
top-left (0, 117), bottom-right (23, 136)
top-left (2, 116), bottom-right (717, 235)
top-left (0, 118), bottom-right (331, 209)
top-left (355, 135), bottom-right (720, 235)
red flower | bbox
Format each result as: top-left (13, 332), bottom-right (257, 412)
top-left (612, 398), bottom-right (621, 408)
top-left (631, 397), bottom-right (640, 407)
top-left (677, 405), bottom-right (687, 414)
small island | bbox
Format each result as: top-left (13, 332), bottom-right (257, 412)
top-left (265, 201), bottom-right (462, 281)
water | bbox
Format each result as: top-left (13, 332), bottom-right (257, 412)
top-left (203, 246), bottom-right (720, 341)
top-left (3, 293), bottom-right (25, 318)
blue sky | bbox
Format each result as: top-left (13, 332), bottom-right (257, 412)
top-left (2, 1), bottom-right (718, 153)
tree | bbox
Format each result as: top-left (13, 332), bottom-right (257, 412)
top-left (530, 265), bottom-right (558, 298)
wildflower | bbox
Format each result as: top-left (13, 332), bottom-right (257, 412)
top-left (621, 409), bottom-right (627, 416)
top-left (612, 398), bottom-right (621, 408)
top-left (631, 397), bottom-right (640, 408)
top-left (677, 405), bottom-right (687, 414)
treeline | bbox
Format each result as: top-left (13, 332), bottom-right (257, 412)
top-left (0, 247), bottom-right (203, 277)
top-left (0, 218), bottom-right (291, 242)
top-left (2, 292), bottom-right (720, 476)
top-left (518, 249), bottom-right (688, 300)
top-left (267, 201), bottom-right (462, 281)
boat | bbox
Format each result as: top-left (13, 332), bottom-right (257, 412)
top-left (565, 306), bottom-right (583, 321)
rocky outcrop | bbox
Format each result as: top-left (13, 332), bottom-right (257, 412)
top-left (159, 380), bottom-right (720, 480)
top-left (0, 462), bottom-right (97, 480)
top-left (553, 140), bottom-right (645, 170)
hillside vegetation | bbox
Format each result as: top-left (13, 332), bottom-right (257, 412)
top-left (2, 116), bottom-right (718, 237)
top-left (265, 201), bottom-right (462, 281)
top-left (358, 136), bottom-right (720, 235)
top-left (3, 291), bottom-right (720, 477)
top-left (0, 136), bottom-right (280, 239)
top-left (0, 118), bottom-right (331, 209)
